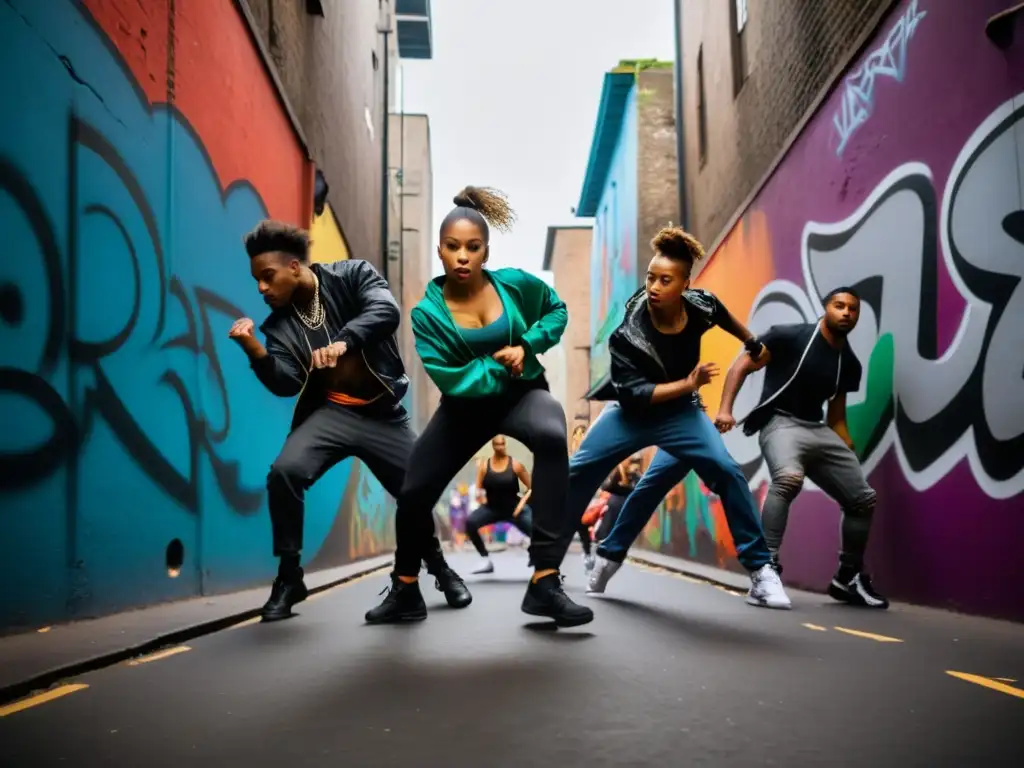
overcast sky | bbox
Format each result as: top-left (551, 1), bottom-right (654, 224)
top-left (398, 0), bottom-right (676, 276)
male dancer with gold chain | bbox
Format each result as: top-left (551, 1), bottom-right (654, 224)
top-left (229, 220), bottom-right (471, 622)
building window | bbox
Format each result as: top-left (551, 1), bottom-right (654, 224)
top-left (732, 0), bottom-right (749, 95)
top-left (696, 45), bottom-right (707, 167)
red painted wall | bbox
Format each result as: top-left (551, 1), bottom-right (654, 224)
top-left (81, 0), bottom-right (307, 224)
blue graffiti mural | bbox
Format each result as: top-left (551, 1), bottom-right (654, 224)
top-left (0, 0), bottom-right (370, 629)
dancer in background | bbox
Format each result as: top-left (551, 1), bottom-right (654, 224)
top-left (229, 220), bottom-right (466, 622)
top-left (365, 186), bottom-right (592, 627)
top-left (594, 455), bottom-right (644, 543)
top-left (565, 225), bottom-right (791, 609)
top-left (466, 436), bottom-right (534, 574)
top-left (715, 286), bottom-right (887, 608)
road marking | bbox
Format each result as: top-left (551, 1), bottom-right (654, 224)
top-left (0, 684), bottom-right (89, 717)
top-left (802, 623), bottom-right (828, 631)
top-left (715, 585), bottom-right (743, 597)
top-left (833, 626), bottom-right (903, 643)
top-left (228, 616), bottom-right (262, 630)
top-left (37, 626), bottom-right (51, 634)
top-left (126, 645), bottom-right (191, 666)
top-left (994, 677), bottom-right (1018, 683)
top-left (947, 672), bottom-right (1024, 700)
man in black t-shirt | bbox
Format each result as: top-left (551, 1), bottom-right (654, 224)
top-left (715, 286), bottom-right (888, 609)
top-left (564, 226), bottom-right (791, 610)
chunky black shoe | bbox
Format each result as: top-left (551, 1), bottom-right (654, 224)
top-left (522, 573), bottom-right (594, 627)
top-left (260, 574), bottom-right (309, 622)
top-left (828, 570), bottom-right (889, 609)
top-left (429, 563), bottom-right (473, 609)
top-left (365, 576), bottom-right (428, 624)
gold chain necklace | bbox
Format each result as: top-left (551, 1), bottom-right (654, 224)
top-left (293, 272), bottom-right (325, 330)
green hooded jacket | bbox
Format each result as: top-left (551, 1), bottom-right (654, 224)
top-left (410, 267), bottom-right (568, 398)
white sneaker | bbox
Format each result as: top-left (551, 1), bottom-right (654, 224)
top-left (471, 558), bottom-right (494, 575)
top-left (586, 557), bottom-right (621, 594)
top-left (582, 553), bottom-right (597, 573)
top-left (747, 564), bottom-right (792, 609)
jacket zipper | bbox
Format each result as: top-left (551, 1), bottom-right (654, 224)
top-left (361, 348), bottom-right (396, 397)
top-left (737, 320), bottom-right (823, 427)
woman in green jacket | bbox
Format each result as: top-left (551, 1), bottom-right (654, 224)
top-left (365, 186), bottom-right (593, 628)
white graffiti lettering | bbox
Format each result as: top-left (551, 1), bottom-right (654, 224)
top-left (732, 93), bottom-right (1024, 500)
top-left (832, 0), bottom-right (927, 156)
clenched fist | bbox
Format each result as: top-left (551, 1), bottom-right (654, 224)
top-left (713, 411), bottom-right (736, 433)
top-left (493, 345), bottom-right (526, 377)
top-left (311, 341), bottom-right (347, 369)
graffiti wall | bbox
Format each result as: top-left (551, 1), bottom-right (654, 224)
top-left (0, 0), bottom-right (393, 632)
top-left (636, 0), bottom-right (1024, 622)
top-left (589, 87), bottom-right (639, 386)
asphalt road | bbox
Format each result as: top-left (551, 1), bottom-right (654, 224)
top-left (2, 551), bottom-right (1022, 767)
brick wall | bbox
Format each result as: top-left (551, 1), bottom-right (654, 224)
top-left (245, 0), bottom-right (389, 269)
top-left (636, 68), bottom-right (680, 272)
top-left (679, 0), bottom-right (897, 247)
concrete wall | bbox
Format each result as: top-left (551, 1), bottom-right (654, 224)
top-left (390, 113), bottom-right (437, 433)
top-left (639, 0), bottom-right (1024, 623)
top-left (0, 0), bottom-right (397, 632)
top-left (547, 226), bottom-right (597, 437)
top-left (679, 0), bottom-right (895, 245)
top-left (244, 0), bottom-right (393, 270)
top-left (589, 86), bottom-right (639, 387)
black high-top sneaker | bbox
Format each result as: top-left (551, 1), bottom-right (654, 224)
top-left (828, 569), bottom-right (889, 609)
top-left (425, 558), bottom-right (473, 609)
top-left (260, 570), bottom-right (309, 622)
top-left (365, 574), bottom-right (428, 624)
top-left (522, 572), bottom-right (594, 627)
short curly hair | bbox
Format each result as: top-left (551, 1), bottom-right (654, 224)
top-left (651, 226), bottom-right (705, 270)
top-left (243, 220), bottom-right (310, 261)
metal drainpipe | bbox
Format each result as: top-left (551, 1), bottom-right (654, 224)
top-left (672, 0), bottom-right (688, 230)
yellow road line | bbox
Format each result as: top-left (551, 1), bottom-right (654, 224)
top-left (228, 616), bottom-right (262, 630)
top-left (947, 672), bottom-right (1024, 700)
top-left (802, 623), bottom-right (828, 631)
top-left (126, 645), bottom-right (191, 666)
top-left (833, 626), bottom-right (903, 643)
top-left (0, 684), bottom-right (89, 717)
top-left (994, 677), bottom-right (1018, 683)
top-left (37, 626), bottom-right (51, 634)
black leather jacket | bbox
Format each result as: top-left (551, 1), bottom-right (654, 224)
top-left (587, 287), bottom-right (721, 414)
top-left (251, 260), bottom-right (408, 431)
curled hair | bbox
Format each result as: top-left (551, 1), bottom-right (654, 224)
top-left (244, 220), bottom-right (310, 260)
top-left (440, 186), bottom-right (516, 243)
top-left (651, 226), bottom-right (705, 266)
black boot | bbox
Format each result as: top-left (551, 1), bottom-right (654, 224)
top-left (260, 569), bottom-right (309, 622)
top-left (522, 572), bottom-right (594, 627)
top-left (426, 560), bottom-right (473, 609)
top-left (365, 575), bottom-right (428, 624)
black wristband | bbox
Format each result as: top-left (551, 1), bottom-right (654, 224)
top-left (744, 337), bottom-right (762, 360)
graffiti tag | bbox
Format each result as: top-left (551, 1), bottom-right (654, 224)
top-left (833, 0), bottom-right (926, 156)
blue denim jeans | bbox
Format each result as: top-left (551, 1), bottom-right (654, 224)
top-left (566, 402), bottom-right (771, 571)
